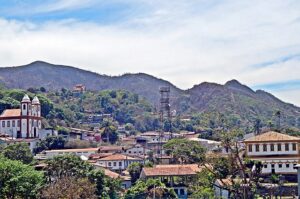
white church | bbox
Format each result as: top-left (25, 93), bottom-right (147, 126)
top-left (0, 94), bottom-right (42, 139)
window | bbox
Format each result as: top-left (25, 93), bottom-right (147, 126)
top-left (108, 162), bottom-right (112, 167)
top-left (278, 164), bottom-right (282, 168)
top-left (278, 144), bottom-right (281, 151)
top-left (270, 144), bottom-right (274, 151)
top-left (264, 164), bottom-right (267, 168)
top-left (248, 144), bottom-right (252, 152)
top-left (294, 164), bottom-right (297, 169)
top-left (285, 143), bottom-right (289, 151)
top-left (119, 162), bottom-right (122, 166)
top-left (113, 162), bottom-right (116, 166)
top-left (23, 104), bottom-right (26, 110)
top-left (12, 121), bottom-right (15, 127)
top-left (17, 120), bottom-right (20, 127)
top-left (263, 144), bottom-right (267, 152)
top-left (255, 144), bottom-right (259, 152)
top-left (7, 121), bottom-right (10, 127)
top-left (2, 121), bottom-right (5, 127)
top-left (292, 143), bottom-right (297, 151)
top-left (179, 189), bottom-right (185, 196)
top-left (286, 164), bottom-right (290, 168)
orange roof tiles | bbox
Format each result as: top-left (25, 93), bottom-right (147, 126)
top-left (99, 154), bottom-right (142, 161)
top-left (244, 131), bottom-right (300, 143)
top-left (0, 109), bottom-right (21, 117)
top-left (142, 166), bottom-right (196, 177)
top-left (155, 164), bottom-right (203, 173)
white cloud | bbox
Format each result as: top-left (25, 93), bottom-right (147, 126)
top-left (0, 1), bottom-right (300, 105)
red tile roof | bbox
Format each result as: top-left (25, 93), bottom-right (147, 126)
top-left (0, 109), bottom-right (21, 117)
top-left (142, 167), bottom-right (195, 177)
top-left (99, 154), bottom-right (142, 161)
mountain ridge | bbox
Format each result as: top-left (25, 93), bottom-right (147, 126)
top-left (0, 61), bottom-right (299, 129)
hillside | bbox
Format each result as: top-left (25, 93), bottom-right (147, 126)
top-left (0, 61), bottom-right (300, 129)
top-left (0, 61), bottom-right (182, 105)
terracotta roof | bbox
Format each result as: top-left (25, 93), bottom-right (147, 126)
top-left (244, 131), bottom-right (300, 142)
top-left (89, 153), bottom-right (113, 160)
top-left (104, 169), bottom-right (120, 179)
top-left (0, 109), bottom-right (21, 117)
top-left (99, 154), bottom-right (142, 161)
top-left (155, 164), bottom-right (203, 173)
top-left (142, 166), bottom-right (196, 177)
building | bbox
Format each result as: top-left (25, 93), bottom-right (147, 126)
top-left (140, 164), bottom-right (203, 199)
top-left (72, 84), bottom-right (86, 96)
top-left (40, 148), bottom-right (100, 159)
top-left (96, 154), bottom-right (144, 171)
top-left (0, 94), bottom-right (42, 139)
top-left (244, 131), bottom-right (300, 175)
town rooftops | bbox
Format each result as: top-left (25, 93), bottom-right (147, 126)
top-left (99, 154), bottom-right (142, 161)
top-left (0, 109), bottom-right (21, 118)
top-left (141, 164), bottom-right (203, 178)
top-left (244, 131), bottom-right (300, 143)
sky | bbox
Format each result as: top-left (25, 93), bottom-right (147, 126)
top-left (0, 0), bottom-right (300, 105)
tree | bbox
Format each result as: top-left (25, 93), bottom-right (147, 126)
top-left (39, 176), bottom-right (97, 199)
top-left (128, 162), bottom-right (143, 184)
top-left (125, 179), bottom-right (177, 199)
top-left (205, 129), bottom-right (263, 198)
top-left (164, 138), bottom-right (206, 164)
top-left (34, 135), bottom-right (65, 153)
top-left (45, 154), bottom-right (93, 181)
top-left (0, 156), bottom-right (44, 199)
top-left (101, 119), bottom-right (118, 144)
top-left (190, 169), bottom-right (215, 199)
top-left (2, 142), bottom-right (33, 164)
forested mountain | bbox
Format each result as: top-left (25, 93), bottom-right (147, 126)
top-left (0, 61), bottom-right (299, 129)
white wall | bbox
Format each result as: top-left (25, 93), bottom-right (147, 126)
top-left (247, 142), bottom-right (298, 156)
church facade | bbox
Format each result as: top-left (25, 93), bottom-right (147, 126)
top-left (0, 94), bottom-right (42, 138)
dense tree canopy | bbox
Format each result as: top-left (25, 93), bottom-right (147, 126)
top-left (0, 156), bottom-right (44, 199)
top-left (2, 143), bottom-right (34, 164)
top-left (164, 138), bottom-right (206, 164)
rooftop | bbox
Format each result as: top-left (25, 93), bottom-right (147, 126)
top-left (141, 164), bottom-right (203, 177)
top-left (0, 109), bottom-right (21, 118)
top-left (99, 154), bottom-right (142, 161)
top-left (45, 148), bottom-right (99, 153)
top-left (244, 131), bottom-right (300, 143)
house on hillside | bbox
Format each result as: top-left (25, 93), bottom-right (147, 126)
top-left (0, 94), bottom-right (42, 139)
top-left (244, 131), bottom-right (300, 176)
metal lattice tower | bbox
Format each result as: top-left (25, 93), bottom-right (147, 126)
top-left (158, 86), bottom-right (171, 164)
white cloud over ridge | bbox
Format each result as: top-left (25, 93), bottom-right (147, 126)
top-left (0, 1), bottom-right (300, 105)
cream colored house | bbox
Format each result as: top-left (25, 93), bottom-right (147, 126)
top-left (244, 131), bottom-right (300, 175)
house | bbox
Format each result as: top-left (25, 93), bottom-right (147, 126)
top-left (96, 154), bottom-right (144, 171)
top-left (188, 137), bottom-right (222, 151)
top-left (244, 131), bottom-right (300, 175)
top-left (102, 168), bottom-right (132, 189)
top-left (123, 144), bottom-right (150, 156)
top-left (42, 148), bottom-right (100, 159)
top-left (39, 128), bottom-right (58, 139)
top-left (214, 179), bottom-right (231, 199)
top-left (72, 84), bottom-right (86, 96)
top-left (140, 164), bottom-right (203, 199)
top-left (0, 94), bottom-right (42, 139)
top-left (3, 138), bottom-right (40, 152)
